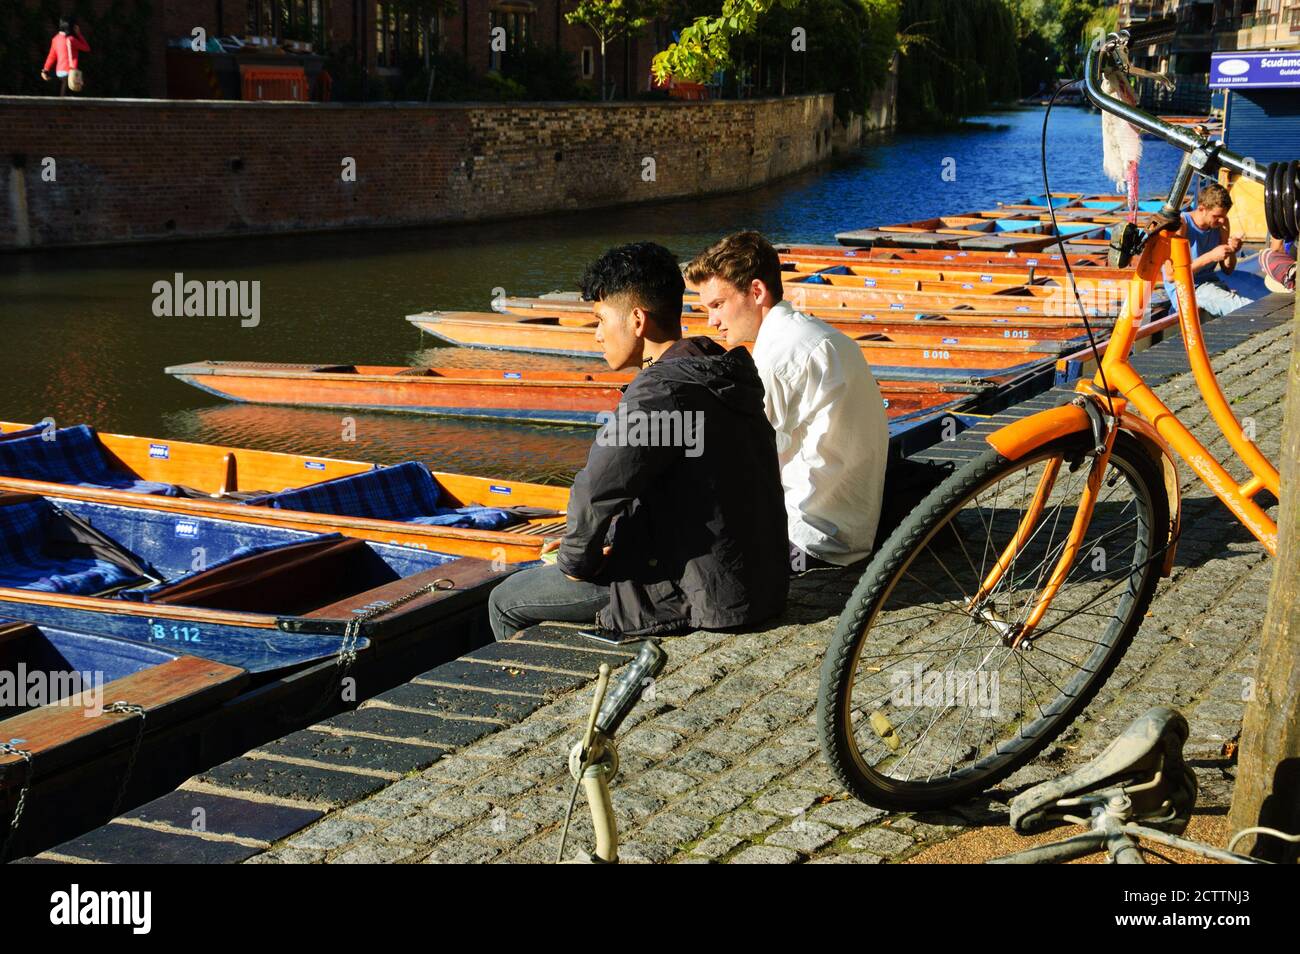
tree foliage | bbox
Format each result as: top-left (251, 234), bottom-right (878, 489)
top-left (895, 0), bottom-right (1020, 126)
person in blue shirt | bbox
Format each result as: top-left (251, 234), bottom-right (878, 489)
top-left (1162, 181), bottom-right (1250, 317)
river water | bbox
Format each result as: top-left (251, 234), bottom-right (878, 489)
top-left (0, 107), bottom-right (1183, 483)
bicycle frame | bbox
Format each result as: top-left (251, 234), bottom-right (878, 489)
top-left (974, 34), bottom-right (1282, 642)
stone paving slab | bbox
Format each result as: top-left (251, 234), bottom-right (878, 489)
top-left (30, 294), bottom-right (1294, 864)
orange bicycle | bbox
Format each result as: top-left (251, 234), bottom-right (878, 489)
top-left (817, 31), bottom-right (1292, 811)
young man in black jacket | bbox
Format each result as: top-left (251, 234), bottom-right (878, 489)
top-left (488, 242), bottom-right (789, 641)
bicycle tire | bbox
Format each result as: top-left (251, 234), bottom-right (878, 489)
top-left (817, 429), bottom-right (1169, 811)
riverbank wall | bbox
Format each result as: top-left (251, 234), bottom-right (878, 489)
top-left (2, 93), bottom-right (837, 250)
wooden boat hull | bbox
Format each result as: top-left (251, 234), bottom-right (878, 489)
top-left (782, 279), bottom-right (1122, 316)
top-left (0, 421), bottom-right (569, 563)
top-left (419, 307), bottom-right (1103, 349)
top-left (167, 360), bottom-right (627, 426)
top-left (0, 623), bottom-right (247, 790)
top-left (0, 493), bottom-right (511, 672)
top-left (409, 313), bottom-right (1060, 378)
top-left (168, 357), bottom-right (994, 428)
top-left (413, 310), bottom-right (1076, 349)
top-left (774, 243), bottom-right (1110, 267)
top-left (778, 259), bottom-right (1135, 284)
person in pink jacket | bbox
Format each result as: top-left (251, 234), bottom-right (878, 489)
top-left (40, 17), bottom-right (90, 96)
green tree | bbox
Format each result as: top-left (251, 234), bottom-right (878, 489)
top-left (651, 0), bottom-right (905, 117)
top-left (566, 0), bottom-right (655, 99)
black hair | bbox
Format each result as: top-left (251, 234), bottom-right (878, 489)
top-left (579, 242), bottom-right (685, 336)
top-left (59, 16), bottom-right (76, 32)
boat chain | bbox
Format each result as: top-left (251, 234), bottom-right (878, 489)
top-left (104, 702), bottom-right (147, 821)
top-left (301, 577), bottom-right (457, 722)
top-left (0, 739), bottom-right (33, 863)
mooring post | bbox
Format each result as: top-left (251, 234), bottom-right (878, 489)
top-left (1228, 294), bottom-right (1300, 862)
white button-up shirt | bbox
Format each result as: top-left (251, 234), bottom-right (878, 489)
top-left (750, 301), bottom-right (889, 565)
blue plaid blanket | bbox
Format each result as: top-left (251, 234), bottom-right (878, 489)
top-left (248, 461), bottom-right (520, 530)
top-left (0, 498), bottom-right (143, 595)
top-left (0, 424), bottom-right (178, 495)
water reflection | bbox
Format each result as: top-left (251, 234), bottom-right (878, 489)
top-left (159, 403), bottom-right (591, 483)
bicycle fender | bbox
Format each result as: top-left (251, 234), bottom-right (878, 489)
top-left (1120, 411), bottom-right (1181, 576)
top-left (985, 404), bottom-right (1090, 460)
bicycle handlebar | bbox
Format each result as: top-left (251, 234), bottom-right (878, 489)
top-left (1083, 33), bottom-right (1265, 184)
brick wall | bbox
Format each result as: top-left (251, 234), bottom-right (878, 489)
top-left (1, 94), bottom-right (835, 249)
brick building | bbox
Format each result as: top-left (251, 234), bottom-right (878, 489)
top-left (1118, 0), bottom-right (1300, 103)
top-left (22, 1), bottom-right (670, 100)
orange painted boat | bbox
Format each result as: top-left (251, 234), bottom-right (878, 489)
top-left (405, 312), bottom-right (1068, 377)
top-left (0, 420), bottom-right (569, 562)
top-left (780, 278), bottom-right (1121, 316)
top-left (166, 360), bottom-right (631, 426)
top-left (773, 243), bottom-right (1112, 268)
top-left (830, 214), bottom-right (1110, 252)
top-left (165, 359), bottom-right (995, 425)
top-left (778, 258), bottom-right (1134, 284)
top-left (490, 298), bottom-right (1112, 340)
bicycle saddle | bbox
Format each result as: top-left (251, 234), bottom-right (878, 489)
top-left (1009, 707), bottom-right (1197, 835)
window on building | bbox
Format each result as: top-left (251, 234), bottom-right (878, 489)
top-left (246, 0), bottom-right (329, 44)
top-left (488, 7), bottom-right (534, 68)
top-left (581, 46), bottom-right (594, 79)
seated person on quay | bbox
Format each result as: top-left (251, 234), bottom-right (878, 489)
top-left (1161, 182), bottom-right (1252, 318)
top-left (685, 231), bottom-right (890, 574)
top-left (487, 241), bottom-right (789, 642)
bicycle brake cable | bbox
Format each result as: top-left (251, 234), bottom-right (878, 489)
top-left (1040, 78), bottom-right (1117, 422)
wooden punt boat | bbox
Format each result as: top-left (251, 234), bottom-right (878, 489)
top-left (0, 490), bottom-right (509, 672)
top-left (831, 215), bottom-right (1109, 251)
top-left (781, 276), bottom-right (1121, 315)
top-left (409, 311), bottom-right (1081, 369)
top-left (167, 357), bottom-right (995, 426)
top-left (167, 360), bottom-right (632, 426)
top-left (0, 622), bottom-right (248, 846)
top-left (407, 313), bottom-right (1068, 376)
top-left (774, 271), bottom-right (1044, 294)
top-left (772, 244), bottom-right (1112, 268)
top-left (0, 623), bottom-right (245, 783)
top-left (501, 280), bottom-right (1119, 319)
top-left (777, 256), bottom-right (1133, 284)
top-left (0, 421), bottom-right (567, 563)
top-left (416, 307), bottom-right (1106, 350)
top-left (791, 270), bottom-right (1067, 295)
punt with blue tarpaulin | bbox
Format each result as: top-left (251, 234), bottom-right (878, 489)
top-left (0, 421), bottom-right (568, 562)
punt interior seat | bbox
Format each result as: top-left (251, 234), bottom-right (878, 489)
top-left (0, 496), bottom-right (147, 595)
top-left (0, 425), bottom-right (180, 495)
top-left (244, 461), bottom-right (522, 531)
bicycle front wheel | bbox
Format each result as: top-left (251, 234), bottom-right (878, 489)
top-left (817, 430), bottom-right (1169, 811)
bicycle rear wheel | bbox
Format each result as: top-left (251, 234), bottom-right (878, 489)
top-left (817, 430), bottom-right (1169, 811)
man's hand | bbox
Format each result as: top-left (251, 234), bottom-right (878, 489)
top-left (551, 541), bottom-right (612, 582)
top-left (1227, 237), bottom-right (1243, 253)
top-left (40, 70), bottom-right (49, 81)
top-left (1208, 244), bottom-right (1233, 263)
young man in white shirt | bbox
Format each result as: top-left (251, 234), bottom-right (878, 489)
top-left (686, 231), bottom-right (890, 572)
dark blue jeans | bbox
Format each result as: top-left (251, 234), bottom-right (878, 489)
top-left (488, 563), bottom-right (610, 641)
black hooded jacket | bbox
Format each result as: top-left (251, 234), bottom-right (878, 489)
top-left (558, 336), bottom-right (789, 636)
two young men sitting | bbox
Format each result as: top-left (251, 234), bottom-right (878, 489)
top-left (488, 234), bottom-right (889, 642)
